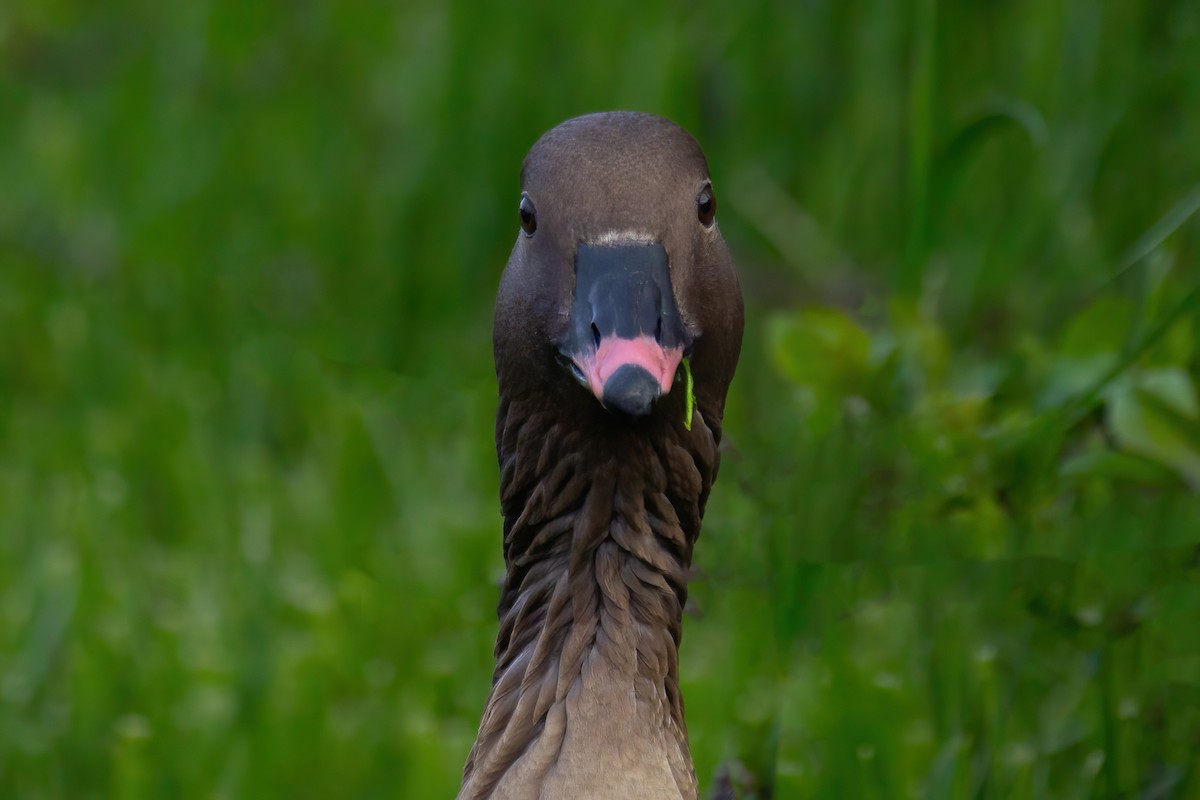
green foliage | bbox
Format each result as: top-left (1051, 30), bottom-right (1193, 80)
top-left (2, 1), bottom-right (1199, 798)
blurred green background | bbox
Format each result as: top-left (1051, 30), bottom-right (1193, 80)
top-left (3, 2), bottom-right (1199, 798)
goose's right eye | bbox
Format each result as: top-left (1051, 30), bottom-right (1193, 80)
top-left (519, 194), bottom-right (537, 236)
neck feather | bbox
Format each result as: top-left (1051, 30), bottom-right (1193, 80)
top-left (459, 394), bottom-right (720, 800)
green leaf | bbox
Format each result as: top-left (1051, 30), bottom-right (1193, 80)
top-left (1059, 450), bottom-right (1181, 486)
top-left (682, 357), bottom-right (695, 431)
top-left (1058, 296), bottom-right (1134, 357)
top-left (887, 298), bottom-right (949, 391)
top-left (768, 308), bottom-right (872, 398)
top-left (1107, 368), bottom-right (1200, 489)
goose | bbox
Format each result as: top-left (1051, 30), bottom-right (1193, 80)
top-left (459, 111), bottom-right (744, 800)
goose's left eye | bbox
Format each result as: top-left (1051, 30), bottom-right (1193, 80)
top-left (697, 184), bottom-right (716, 227)
top-left (519, 194), bottom-right (537, 236)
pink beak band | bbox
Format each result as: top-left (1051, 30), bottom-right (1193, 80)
top-left (575, 335), bottom-right (683, 414)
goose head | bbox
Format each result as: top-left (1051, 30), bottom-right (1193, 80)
top-left (494, 112), bottom-right (743, 428)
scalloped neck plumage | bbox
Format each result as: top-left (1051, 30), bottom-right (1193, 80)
top-left (457, 394), bottom-right (721, 800)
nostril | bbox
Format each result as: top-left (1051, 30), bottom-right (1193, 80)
top-left (655, 317), bottom-right (663, 343)
top-left (591, 322), bottom-right (602, 349)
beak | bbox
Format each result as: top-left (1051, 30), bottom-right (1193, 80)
top-left (559, 242), bottom-right (690, 417)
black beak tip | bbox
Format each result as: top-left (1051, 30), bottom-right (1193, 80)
top-left (601, 364), bottom-right (662, 418)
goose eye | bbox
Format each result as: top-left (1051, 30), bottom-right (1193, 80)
top-left (696, 184), bottom-right (716, 227)
top-left (519, 194), bottom-right (537, 236)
